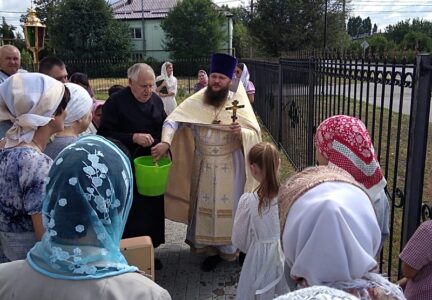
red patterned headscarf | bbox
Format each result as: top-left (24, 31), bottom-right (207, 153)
top-left (314, 115), bottom-right (386, 199)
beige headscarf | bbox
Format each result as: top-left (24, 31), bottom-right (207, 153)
top-left (0, 73), bottom-right (65, 148)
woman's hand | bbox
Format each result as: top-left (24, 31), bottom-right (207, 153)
top-left (133, 133), bottom-right (155, 147)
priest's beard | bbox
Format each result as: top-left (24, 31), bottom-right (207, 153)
top-left (204, 84), bottom-right (229, 108)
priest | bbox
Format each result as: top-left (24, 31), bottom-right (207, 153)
top-left (152, 53), bottom-right (261, 271)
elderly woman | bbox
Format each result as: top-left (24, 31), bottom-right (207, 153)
top-left (193, 70), bottom-right (208, 93)
top-left (0, 136), bottom-right (171, 299)
top-left (156, 61), bottom-right (177, 115)
top-left (44, 83), bottom-right (93, 159)
top-left (314, 115), bottom-right (390, 246)
top-left (279, 166), bottom-right (405, 299)
top-left (0, 73), bottom-right (69, 262)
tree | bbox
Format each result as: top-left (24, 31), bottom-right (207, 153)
top-left (49, 0), bottom-right (131, 60)
top-left (250, 0), bottom-right (348, 56)
top-left (0, 18), bottom-right (16, 40)
top-left (386, 19), bottom-right (432, 45)
top-left (161, 0), bottom-right (225, 59)
top-left (347, 16), bottom-right (373, 37)
top-left (361, 17), bottom-right (372, 35)
top-left (401, 31), bottom-right (432, 51)
top-left (373, 23), bottom-right (378, 34)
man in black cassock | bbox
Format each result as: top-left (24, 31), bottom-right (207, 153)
top-left (98, 63), bottom-right (167, 270)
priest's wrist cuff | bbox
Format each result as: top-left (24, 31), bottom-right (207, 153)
top-left (161, 127), bottom-right (175, 145)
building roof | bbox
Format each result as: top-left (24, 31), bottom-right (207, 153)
top-left (112, 0), bottom-right (177, 19)
top-left (111, 0), bottom-right (232, 20)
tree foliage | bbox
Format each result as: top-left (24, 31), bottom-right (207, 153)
top-left (49, 0), bottom-right (131, 60)
top-left (347, 16), bottom-right (374, 37)
top-left (161, 0), bottom-right (225, 59)
top-left (0, 18), bottom-right (16, 40)
top-left (250, 0), bottom-right (348, 56)
top-left (385, 19), bottom-right (432, 45)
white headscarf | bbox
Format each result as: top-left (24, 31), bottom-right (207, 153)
top-left (239, 63), bottom-right (251, 91)
top-left (156, 61), bottom-right (176, 87)
top-left (0, 73), bottom-right (65, 148)
top-left (275, 286), bottom-right (358, 300)
top-left (282, 181), bottom-right (405, 299)
top-left (64, 83), bottom-right (93, 127)
top-left (283, 182), bottom-right (381, 286)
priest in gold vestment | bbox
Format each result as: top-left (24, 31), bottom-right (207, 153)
top-left (152, 53), bottom-right (261, 271)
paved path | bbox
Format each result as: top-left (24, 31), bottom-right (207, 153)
top-left (154, 220), bottom-right (241, 300)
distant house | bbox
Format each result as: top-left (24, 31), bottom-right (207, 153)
top-left (111, 0), bottom-right (233, 61)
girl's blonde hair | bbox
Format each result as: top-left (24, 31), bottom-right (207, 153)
top-left (247, 142), bottom-right (280, 215)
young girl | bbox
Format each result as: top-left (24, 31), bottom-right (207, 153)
top-left (232, 142), bottom-right (288, 300)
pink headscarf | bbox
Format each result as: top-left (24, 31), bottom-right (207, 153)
top-left (92, 100), bottom-right (104, 119)
top-left (314, 115), bottom-right (386, 199)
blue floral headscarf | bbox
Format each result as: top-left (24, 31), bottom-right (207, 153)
top-left (27, 135), bottom-right (137, 280)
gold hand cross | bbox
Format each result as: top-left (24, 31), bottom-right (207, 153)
top-left (225, 100), bottom-right (245, 122)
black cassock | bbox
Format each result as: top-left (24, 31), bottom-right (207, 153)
top-left (98, 87), bottom-right (167, 247)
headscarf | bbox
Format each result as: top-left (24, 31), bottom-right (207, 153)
top-left (92, 100), bottom-right (104, 119)
top-left (0, 73), bottom-right (65, 148)
top-left (238, 63), bottom-right (251, 91)
top-left (315, 115), bottom-right (386, 199)
top-left (156, 61), bottom-right (176, 87)
top-left (64, 83), bottom-right (93, 127)
top-left (281, 170), bottom-right (404, 299)
top-left (27, 135), bottom-right (137, 280)
top-left (274, 286), bottom-right (358, 300)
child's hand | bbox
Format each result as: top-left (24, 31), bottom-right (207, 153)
top-left (396, 277), bottom-right (408, 290)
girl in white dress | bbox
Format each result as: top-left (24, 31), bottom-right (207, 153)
top-left (156, 62), bottom-right (177, 115)
top-left (232, 142), bottom-right (289, 300)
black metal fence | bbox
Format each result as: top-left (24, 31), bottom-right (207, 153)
top-left (245, 53), bottom-right (432, 280)
top-left (23, 58), bottom-right (211, 99)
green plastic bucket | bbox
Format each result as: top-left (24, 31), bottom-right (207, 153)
top-left (134, 156), bottom-right (172, 196)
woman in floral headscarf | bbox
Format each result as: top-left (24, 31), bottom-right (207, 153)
top-left (0, 73), bottom-right (69, 263)
top-left (0, 136), bottom-right (171, 300)
top-left (314, 115), bottom-right (390, 246)
top-left (156, 61), bottom-right (177, 115)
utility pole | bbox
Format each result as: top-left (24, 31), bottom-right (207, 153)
top-left (141, 0), bottom-right (146, 58)
top-left (323, 0), bottom-right (328, 50)
top-left (249, 0), bottom-right (254, 58)
top-left (250, 0), bottom-right (253, 17)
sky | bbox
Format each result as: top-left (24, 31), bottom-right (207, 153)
top-left (1, 0), bottom-right (432, 36)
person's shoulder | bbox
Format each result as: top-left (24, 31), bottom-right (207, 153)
top-left (109, 272), bottom-right (171, 299)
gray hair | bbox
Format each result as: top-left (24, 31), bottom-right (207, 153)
top-left (0, 45), bottom-right (20, 59)
top-left (127, 63), bottom-right (155, 81)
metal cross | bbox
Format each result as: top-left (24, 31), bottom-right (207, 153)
top-left (225, 100), bottom-right (245, 122)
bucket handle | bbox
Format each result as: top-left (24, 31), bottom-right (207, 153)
top-left (133, 143), bottom-right (173, 164)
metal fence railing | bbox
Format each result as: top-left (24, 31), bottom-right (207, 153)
top-left (244, 53), bottom-right (432, 280)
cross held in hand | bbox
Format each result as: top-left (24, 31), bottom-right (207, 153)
top-left (225, 100), bottom-right (245, 122)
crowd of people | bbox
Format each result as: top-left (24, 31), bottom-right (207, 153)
top-left (0, 44), bottom-right (430, 300)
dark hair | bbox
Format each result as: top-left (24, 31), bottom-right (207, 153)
top-left (237, 63), bottom-right (245, 71)
top-left (54, 86), bottom-right (70, 116)
top-left (108, 84), bottom-right (125, 96)
top-left (69, 72), bottom-right (90, 88)
top-left (248, 142), bottom-right (280, 215)
top-left (39, 56), bottom-right (66, 74)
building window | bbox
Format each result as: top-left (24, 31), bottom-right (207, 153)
top-left (130, 28), bottom-right (142, 39)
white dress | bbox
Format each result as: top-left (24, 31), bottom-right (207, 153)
top-left (156, 75), bottom-right (177, 115)
top-left (232, 193), bottom-right (289, 300)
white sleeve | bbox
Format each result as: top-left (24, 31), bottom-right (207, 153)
top-left (232, 193), bottom-right (253, 252)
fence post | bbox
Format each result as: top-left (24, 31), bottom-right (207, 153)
top-left (402, 53), bottom-right (432, 246)
top-left (307, 58), bottom-right (315, 166)
top-left (278, 59), bottom-right (283, 147)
